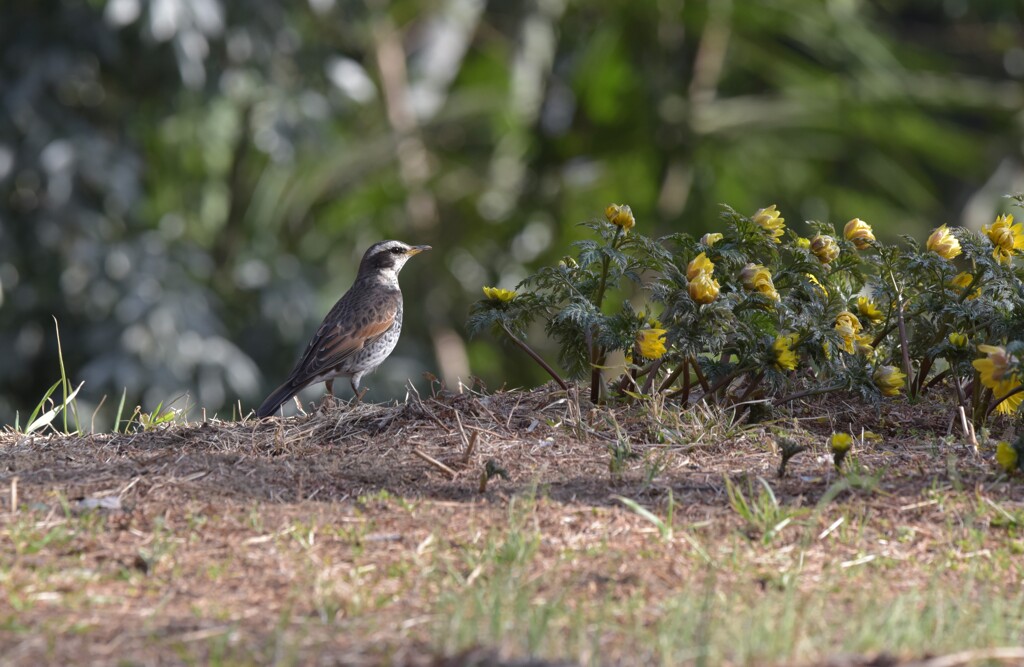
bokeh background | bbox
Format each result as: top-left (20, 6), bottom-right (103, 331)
top-left (2, 0), bottom-right (1024, 425)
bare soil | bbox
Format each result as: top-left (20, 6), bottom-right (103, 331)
top-left (1, 385), bottom-right (1022, 666)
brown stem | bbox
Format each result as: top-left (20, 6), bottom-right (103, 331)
top-left (500, 323), bottom-right (568, 390)
top-left (657, 360), bottom-right (685, 393)
top-left (732, 371), bottom-right (766, 419)
top-left (892, 279), bottom-right (914, 398)
top-left (641, 359), bottom-right (665, 395)
top-left (689, 355), bottom-right (711, 393)
top-left (922, 368), bottom-right (950, 394)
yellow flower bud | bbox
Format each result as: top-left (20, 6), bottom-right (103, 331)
top-left (873, 365), bottom-right (907, 397)
top-left (835, 311), bottom-right (863, 354)
top-left (740, 263), bottom-right (780, 301)
top-left (810, 234), bottom-right (840, 264)
top-left (948, 332), bottom-right (968, 348)
top-left (686, 252), bottom-right (714, 281)
top-left (752, 204), bottom-right (785, 243)
top-left (831, 432), bottom-right (853, 469)
top-left (843, 218), bottom-right (876, 250)
top-left (688, 271), bottom-right (720, 304)
top-left (926, 224), bottom-right (961, 260)
top-left (700, 232), bottom-right (723, 247)
top-left (482, 286), bottom-right (517, 302)
top-left (605, 203), bottom-right (635, 230)
top-left (830, 432), bottom-right (852, 454)
top-left (981, 214), bottom-right (1024, 264)
top-left (796, 237), bottom-right (811, 249)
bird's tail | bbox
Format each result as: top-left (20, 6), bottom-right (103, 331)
top-left (256, 380), bottom-right (300, 418)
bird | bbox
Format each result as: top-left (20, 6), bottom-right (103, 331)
top-left (256, 240), bottom-right (430, 418)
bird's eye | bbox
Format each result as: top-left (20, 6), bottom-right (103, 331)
top-left (390, 247), bottom-right (404, 254)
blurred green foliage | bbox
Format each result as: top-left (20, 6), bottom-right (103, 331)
top-left (1, 0), bottom-right (1022, 424)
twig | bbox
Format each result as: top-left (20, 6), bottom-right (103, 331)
top-left (903, 647), bottom-right (1024, 667)
top-left (454, 411), bottom-right (478, 465)
top-left (412, 448), bottom-right (457, 479)
top-left (500, 323), bottom-right (568, 390)
top-left (958, 405), bottom-right (979, 455)
top-left (462, 431), bottom-right (479, 466)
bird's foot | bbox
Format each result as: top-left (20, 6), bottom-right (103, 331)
top-left (349, 388), bottom-right (369, 405)
top-left (319, 393), bottom-right (338, 413)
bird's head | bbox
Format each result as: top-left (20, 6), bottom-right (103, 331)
top-left (358, 240), bottom-right (431, 281)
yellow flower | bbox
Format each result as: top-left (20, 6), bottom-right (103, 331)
top-left (636, 328), bottom-right (668, 360)
top-left (855, 333), bottom-right (875, 356)
top-left (740, 263), bottom-right (780, 301)
top-left (805, 273), bottom-right (828, 297)
top-left (810, 235), bottom-right (840, 264)
top-left (752, 204), bottom-right (785, 243)
top-left (482, 286), bottom-right (516, 302)
top-left (856, 296), bottom-right (883, 324)
top-left (843, 218), bottom-right (876, 250)
top-left (688, 271), bottom-right (720, 304)
top-left (835, 311), bottom-right (863, 334)
top-left (926, 224), bottom-right (962, 260)
top-left (687, 252), bottom-right (715, 281)
top-left (772, 333), bottom-right (799, 371)
top-left (700, 232), bottom-right (723, 247)
top-left (873, 365), bottom-right (907, 397)
top-left (605, 203), bottom-right (635, 231)
top-left (831, 432), bottom-right (853, 469)
top-left (981, 214), bottom-right (1024, 263)
top-left (991, 380), bottom-right (1024, 415)
top-left (830, 432), bottom-right (853, 454)
top-left (796, 237), bottom-right (811, 249)
top-left (948, 332), bottom-right (968, 348)
top-left (835, 310), bottom-right (863, 354)
top-left (973, 344), bottom-right (1016, 387)
top-left (948, 272), bottom-right (980, 300)
top-left (996, 441), bottom-right (1019, 474)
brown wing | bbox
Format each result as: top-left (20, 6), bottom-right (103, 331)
top-left (285, 286), bottom-right (400, 388)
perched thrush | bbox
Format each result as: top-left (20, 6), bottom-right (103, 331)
top-left (256, 240), bottom-right (430, 418)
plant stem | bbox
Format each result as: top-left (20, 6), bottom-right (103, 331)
top-left (500, 323), bottom-right (568, 390)
top-left (641, 359), bottom-right (665, 394)
top-left (589, 226), bottom-right (624, 403)
top-left (689, 355), bottom-right (711, 393)
top-left (890, 271), bottom-right (914, 398)
top-left (657, 360), bottom-right (685, 393)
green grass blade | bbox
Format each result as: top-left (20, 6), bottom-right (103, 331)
top-left (22, 380), bottom-right (63, 433)
top-left (25, 382), bottom-right (84, 435)
top-left (113, 388), bottom-right (127, 433)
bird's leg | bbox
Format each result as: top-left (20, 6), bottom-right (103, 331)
top-left (350, 379), bottom-right (368, 404)
top-left (321, 379), bottom-right (336, 412)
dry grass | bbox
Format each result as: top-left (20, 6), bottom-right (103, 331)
top-left (1, 384), bottom-right (1023, 666)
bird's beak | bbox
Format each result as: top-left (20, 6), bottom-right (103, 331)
top-left (406, 245), bottom-right (431, 255)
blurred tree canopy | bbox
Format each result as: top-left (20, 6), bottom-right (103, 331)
top-left (1, 0), bottom-right (1023, 424)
